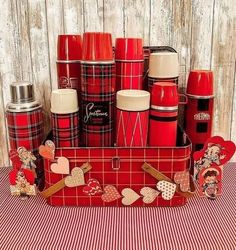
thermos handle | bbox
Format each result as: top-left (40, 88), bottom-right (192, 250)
top-left (178, 94), bottom-right (188, 105)
top-left (143, 46), bottom-right (177, 54)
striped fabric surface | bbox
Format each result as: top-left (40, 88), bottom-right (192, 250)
top-left (1, 164), bottom-right (235, 250)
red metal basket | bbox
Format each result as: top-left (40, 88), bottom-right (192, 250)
top-left (43, 128), bottom-right (192, 207)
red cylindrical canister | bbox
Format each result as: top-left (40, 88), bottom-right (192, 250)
top-left (116, 90), bottom-right (150, 147)
top-left (57, 35), bottom-right (82, 92)
top-left (6, 81), bottom-right (44, 189)
top-left (185, 70), bottom-right (214, 152)
top-left (6, 82), bottom-right (44, 153)
top-left (149, 82), bottom-right (179, 146)
top-left (148, 52), bottom-right (179, 92)
top-left (81, 32), bottom-right (116, 147)
top-left (51, 89), bottom-right (79, 147)
top-left (115, 38), bottom-right (144, 90)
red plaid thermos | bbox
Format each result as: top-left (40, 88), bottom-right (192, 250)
top-left (81, 32), bottom-right (116, 147)
top-left (149, 82), bottom-right (179, 146)
top-left (6, 81), bottom-right (44, 188)
top-left (51, 89), bottom-right (79, 147)
top-left (115, 38), bottom-right (144, 90)
top-left (57, 35), bottom-right (82, 92)
top-left (185, 70), bottom-right (214, 152)
top-left (6, 81), bottom-right (44, 153)
top-left (116, 90), bottom-right (150, 146)
top-left (148, 52), bottom-right (179, 92)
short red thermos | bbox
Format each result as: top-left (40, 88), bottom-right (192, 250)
top-left (149, 82), bottom-right (179, 146)
top-left (185, 70), bottom-right (214, 152)
top-left (51, 89), bottom-right (80, 147)
top-left (116, 90), bottom-right (150, 147)
top-left (57, 35), bottom-right (82, 92)
top-left (148, 52), bottom-right (179, 92)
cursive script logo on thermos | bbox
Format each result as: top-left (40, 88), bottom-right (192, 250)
top-left (84, 102), bottom-right (108, 124)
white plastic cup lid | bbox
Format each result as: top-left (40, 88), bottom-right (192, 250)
top-left (148, 52), bottom-right (179, 78)
top-left (51, 89), bottom-right (79, 114)
top-left (116, 90), bottom-right (150, 111)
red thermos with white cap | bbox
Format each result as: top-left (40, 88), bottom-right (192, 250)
top-left (185, 70), bottom-right (214, 152)
top-left (148, 52), bottom-right (179, 92)
top-left (149, 82), bottom-right (179, 146)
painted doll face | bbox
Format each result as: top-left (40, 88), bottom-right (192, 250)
top-left (207, 145), bottom-right (220, 158)
top-left (17, 172), bottom-right (26, 182)
top-left (204, 175), bottom-right (217, 184)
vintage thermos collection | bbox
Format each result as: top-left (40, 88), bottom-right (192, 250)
top-left (5, 32), bottom-right (215, 180)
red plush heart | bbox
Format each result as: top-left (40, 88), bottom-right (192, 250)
top-left (83, 179), bottom-right (103, 196)
top-left (193, 136), bottom-right (235, 167)
top-left (9, 169), bottom-right (35, 185)
top-left (9, 150), bottom-right (22, 170)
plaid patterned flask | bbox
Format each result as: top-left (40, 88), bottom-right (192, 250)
top-left (115, 38), bottom-right (144, 90)
top-left (6, 82), bottom-right (44, 153)
top-left (50, 89), bottom-right (80, 147)
top-left (81, 62), bottom-right (116, 147)
top-left (6, 81), bottom-right (44, 188)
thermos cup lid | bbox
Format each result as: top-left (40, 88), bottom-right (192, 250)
top-left (51, 89), bottom-right (79, 114)
top-left (10, 81), bottom-right (35, 103)
top-left (82, 32), bottom-right (113, 62)
top-left (115, 38), bottom-right (144, 61)
top-left (116, 90), bottom-right (150, 111)
top-left (57, 34), bottom-right (82, 61)
top-left (148, 52), bottom-right (179, 78)
top-left (151, 82), bottom-right (179, 111)
top-left (186, 70), bottom-right (214, 98)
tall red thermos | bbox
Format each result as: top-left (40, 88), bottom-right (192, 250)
top-left (115, 38), bottom-right (144, 90)
top-left (148, 52), bottom-right (179, 92)
top-left (149, 82), bottom-right (179, 146)
top-left (57, 35), bottom-right (82, 92)
top-left (81, 32), bottom-right (116, 147)
top-left (185, 70), bottom-right (214, 152)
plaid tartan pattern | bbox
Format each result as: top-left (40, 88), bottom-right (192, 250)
top-left (6, 109), bottom-right (44, 153)
top-left (51, 112), bottom-right (79, 147)
top-left (116, 61), bottom-right (144, 90)
top-left (81, 63), bottom-right (116, 147)
top-left (148, 77), bottom-right (178, 92)
top-left (44, 129), bottom-right (191, 207)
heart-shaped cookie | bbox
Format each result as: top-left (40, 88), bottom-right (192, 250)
top-left (174, 171), bottom-right (190, 192)
top-left (101, 185), bottom-right (121, 202)
top-left (121, 188), bottom-right (140, 206)
top-left (39, 140), bottom-right (55, 160)
top-left (157, 181), bottom-right (176, 200)
top-left (50, 157), bottom-right (70, 174)
top-left (65, 167), bottom-right (85, 187)
top-left (140, 187), bottom-right (160, 204)
top-left (83, 179), bottom-right (103, 195)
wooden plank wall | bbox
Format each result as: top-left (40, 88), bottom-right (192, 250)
top-left (0, 0), bottom-right (235, 166)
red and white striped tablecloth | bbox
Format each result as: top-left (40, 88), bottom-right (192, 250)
top-left (1, 164), bottom-right (235, 250)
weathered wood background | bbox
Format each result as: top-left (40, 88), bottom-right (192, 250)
top-left (0, 0), bottom-right (235, 166)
